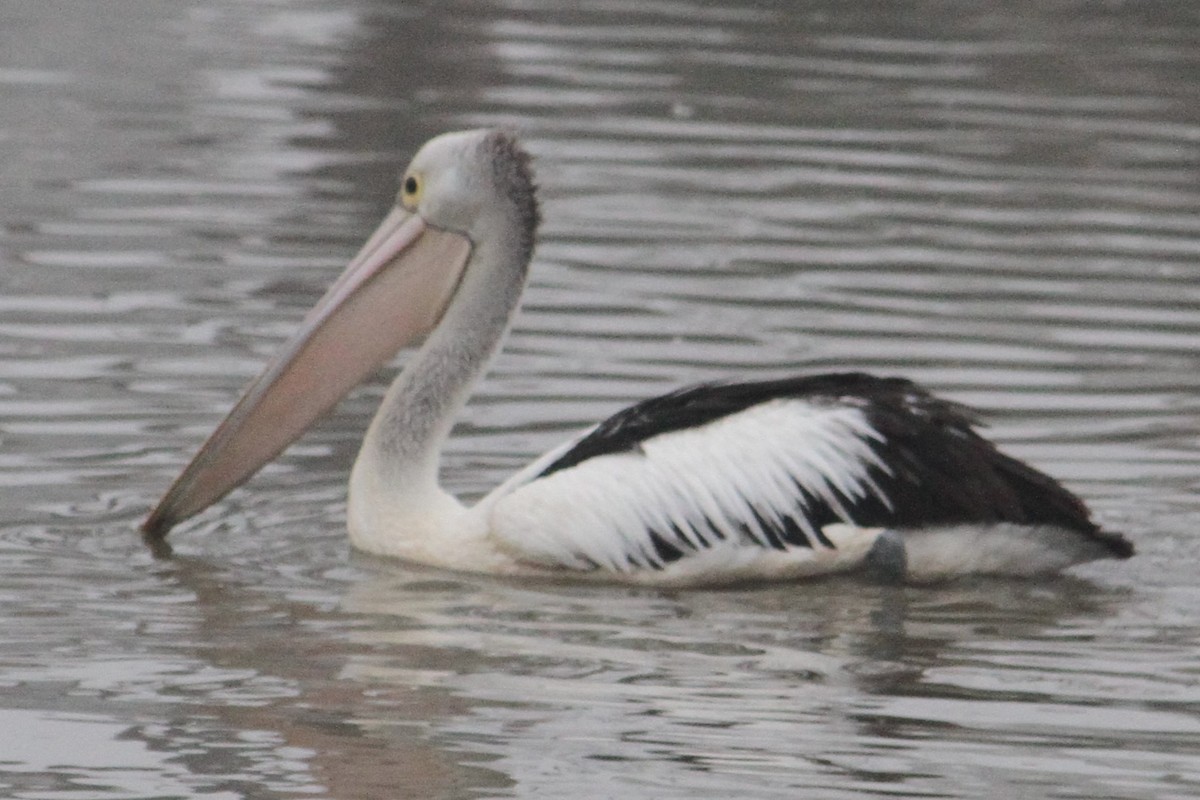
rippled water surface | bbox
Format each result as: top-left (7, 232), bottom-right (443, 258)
top-left (2, 0), bottom-right (1199, 797)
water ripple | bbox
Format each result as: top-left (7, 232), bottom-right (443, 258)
top-left (2, 0), bottom-right (1199, 797)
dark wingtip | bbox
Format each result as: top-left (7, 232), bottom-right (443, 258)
top-left (1094, 528), bottom-right (1135, 559)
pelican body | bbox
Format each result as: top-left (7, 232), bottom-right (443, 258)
top-left (142, 129), bottom-right (1132, 584)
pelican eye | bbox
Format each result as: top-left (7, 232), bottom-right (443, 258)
top-left (400, 173), bottom-right (422, 208)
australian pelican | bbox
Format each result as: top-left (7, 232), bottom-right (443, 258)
top-left (142, 129), bottom-right (1132, 584)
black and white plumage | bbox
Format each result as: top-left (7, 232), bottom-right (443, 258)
top-left (487, 373), bottom-right (1130, 582)
top-left (142, 129), bottom-right (1132, 584)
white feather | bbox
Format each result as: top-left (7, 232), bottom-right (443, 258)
top-left (902, 523), bottom-right (1113, 582)
top-left (487, 398), bottom-right (892, 574)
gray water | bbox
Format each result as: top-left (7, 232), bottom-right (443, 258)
top-left (2, 0), bottom-right (1200, 797)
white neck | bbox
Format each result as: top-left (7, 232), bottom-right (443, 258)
top-left (346, 227), bottom-right (528, 561)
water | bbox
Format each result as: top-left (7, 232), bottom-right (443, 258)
top-left (2, 0), bottom-right (1199, 797)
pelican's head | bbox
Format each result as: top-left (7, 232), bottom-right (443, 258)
top-left (142, 129), bottom-right (538, 542)
top-left (400, 130), bottom-right (538, 249)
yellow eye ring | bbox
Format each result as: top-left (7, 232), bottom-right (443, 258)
top-left (400, 173), bottom-right (422, 209)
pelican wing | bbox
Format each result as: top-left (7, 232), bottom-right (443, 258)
top-left (488, 374), bottom-right (1126, 576)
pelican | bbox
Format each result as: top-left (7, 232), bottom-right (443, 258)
top-left (142, 129), bottom-right (1132, 584)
